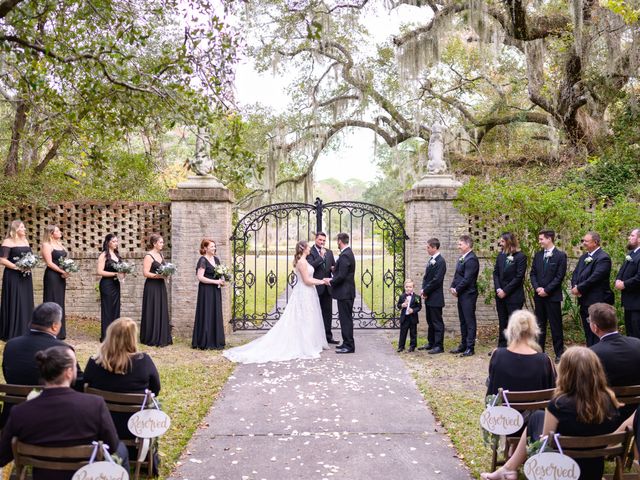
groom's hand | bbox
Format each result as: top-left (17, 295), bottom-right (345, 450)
top-left (323, 278), bottom-right (331, 285)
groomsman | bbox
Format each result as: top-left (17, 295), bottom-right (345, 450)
top-left (530, 229), bottom-right (567, 360)
top-left (449, 235), bottom-right (479, 357)
top-left (493, 232), bottom-right (527, 347)
top-left (417, 238), bottom-right (446, 354)
top-left (615, 228), bottom-right (640, 338)
top-left (307, 231), bottom-right (339, 344)
top-left (571, 231), bottom-right (614, 346)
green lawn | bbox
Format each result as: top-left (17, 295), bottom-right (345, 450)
top-left (0, 316), bottom-right (235, 479)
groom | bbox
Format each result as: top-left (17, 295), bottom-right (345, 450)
top-left (307, 231), bottom-right (339, 344)
top-left (324, 232), bottom-right (356, 354)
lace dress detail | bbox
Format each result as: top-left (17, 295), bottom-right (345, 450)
top-left (223, 263), bottom-right (328, 363)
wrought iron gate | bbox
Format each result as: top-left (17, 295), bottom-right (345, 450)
top-left (230, 198), bottom-right (408, 330)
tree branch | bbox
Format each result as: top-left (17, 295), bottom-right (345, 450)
top-left (0, 0), bottom-right (25, 19)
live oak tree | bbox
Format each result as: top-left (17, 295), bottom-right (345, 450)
top-left (0, 0), bottom-right (238, 177)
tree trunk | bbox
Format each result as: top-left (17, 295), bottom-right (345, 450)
top-left (4, 99), bottom-right (28, 176)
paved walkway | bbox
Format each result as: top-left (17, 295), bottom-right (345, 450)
top-left (168, 331), bottom-right (472, 480)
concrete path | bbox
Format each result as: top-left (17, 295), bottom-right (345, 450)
top-left (168, 331), bottom-right (472, 480)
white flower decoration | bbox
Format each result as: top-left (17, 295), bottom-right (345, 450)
top-left (626, 255), bottom-right (633, 262)
top-left (506, 255), bottom-right (514, 263)
top-left (429, 258), bottom-right (436, 266)
top-left (544, 251), bottom-right (553, 259)
top-left (585, 256), bottom-right (593, 264)
top-left (458, 256), bottom-right (465, 263)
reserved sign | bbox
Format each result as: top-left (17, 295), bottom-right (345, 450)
top-left (128, 409), bottom-right (171, 438)
top-left (72, 461), bottom-right (129, 480)
top-left (480, 406), bottom-right (524, 435)
top-left (524, 452), bottom-right (580, 480)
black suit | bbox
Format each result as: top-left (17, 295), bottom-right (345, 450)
top-left (493, 251), bottom-right (527, 347)
top-left (0, 387), bottom-right (127, 480)
top-left (616, 249), bottom-right (640, 338)
top-left (421, 254), bottom-right (446, 348)
top-left (571, 248), bottom-right (614, 346)
top-left (450, 251), bottom-right (479, 349)
top-left (1, 330), bottom-right (84, 428)
top-left (530, 247), bottom-right (567, 357)
top-left (307, 244), bottom-right (336, 341)
top-left (330, 246), bottom-right (356, 351)
top-left (590, 332), bottom-right (640, 418)
top-left (397, 293), bottom-right (422, 349)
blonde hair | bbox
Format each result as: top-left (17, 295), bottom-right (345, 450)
top-left (6, 220), bottom-right (24, 240)
top-left (555, 346), bottom-right (621, 424)
top-left (505, 310), bottom-right (542, 352)
top-left (42, 224), bottom-right (59, 245)
top-left (293, 241), bottom-right (308, 268)
top-left (404, 279), bottom-right (415, 287)
top-left (94, 318), bottom-right (139, 374)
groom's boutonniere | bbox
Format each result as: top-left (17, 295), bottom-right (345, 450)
top-left (626, 254), bottom-right (633, 262)
top-left (585, 256), bottom-right (593, 264)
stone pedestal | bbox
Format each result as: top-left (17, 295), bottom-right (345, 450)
top-left (404, 175), bottom-right (466, 333)
top-left (169, 176), bottom-right (234, 338)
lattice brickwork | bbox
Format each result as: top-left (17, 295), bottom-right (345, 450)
top-left (1, 202), bottom-right (171, 258)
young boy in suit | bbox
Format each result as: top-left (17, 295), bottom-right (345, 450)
top-left (397, 279), bottom-right (422, 352)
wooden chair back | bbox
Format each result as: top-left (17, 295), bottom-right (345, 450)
top-left (612, 385), bottom-right (640, 408)
top-left (550, 428), bottom-right (634, 480)
top-left (84, 385), bottom-right (155, 479)
top-left (12, 437), bottom-right (101, 480)
top-left (0, 384), bottom-right (42, 436)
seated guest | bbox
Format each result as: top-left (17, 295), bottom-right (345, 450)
top-left (486, 310), bottom-right (556, 396)
top-left (84, 318), bottom-right (160, 461)
top-left (1, 302), bottom-right (83, 428)
top-left (589, 302), bottom-right (640, 419)
top-left (0, 346), bottom-right (128, 480)
top-left (482, 346), bottom-right (622, 480)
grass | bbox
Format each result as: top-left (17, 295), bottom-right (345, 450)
top-left (0, 315), bottom-right (235, 480)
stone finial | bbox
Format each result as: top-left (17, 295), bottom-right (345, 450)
top-left (427, 123), bottom-right (447, 175)
top-left (189, 126), bottom-right (215, 176)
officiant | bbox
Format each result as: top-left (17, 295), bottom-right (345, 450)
top-left (307, 231), bottom-right (339, 344)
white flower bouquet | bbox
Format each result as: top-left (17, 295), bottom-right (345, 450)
top-left (113, 261), bottom-right (135, 274)
top-left (213, 264), bottom-right (232, 288)
top-left (13, 252), bottom-right (43, 276)
top-left (57, 256), bottom-right (79, 273)
top-left (157, 262), bottom-right (177, 277)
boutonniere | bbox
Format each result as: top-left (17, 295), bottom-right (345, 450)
top-left (506, 254), bottom-right (514, 264)
top-left (544, 251), bottom-right (552, 259)
top-left (458, 256), bottom-right (465, 263)
top-left (429, 258), bottom-right (436, 266)
top-left (585, 256), bottom-right (593, 264)
top-left (626, 254), bottom-right (633, 262)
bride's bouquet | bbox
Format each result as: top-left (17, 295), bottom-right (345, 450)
top-left (213, 264), bottom-right (232, 288)
top-left (57, 256), bottom-right (80, 273)
top-left (13, 252), bottom-right (43, 276)
top-left (157, 262), bottom-right (177, 277)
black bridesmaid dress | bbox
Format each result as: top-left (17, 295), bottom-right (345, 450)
top-left (140, 254), bottom-right (172, 347)
top-left (192, 256), bottom-right (225, 349)
top-left (99, 255), bottom-right (121, 341)
top-left (0, 245), bottom-right (35, 340)
top-left (43, 248), bottom-right (67, 339)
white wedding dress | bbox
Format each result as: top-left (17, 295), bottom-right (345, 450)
top-left (223, 262), bottom-right (329, 363)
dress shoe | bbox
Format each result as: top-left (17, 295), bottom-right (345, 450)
top-left (449, 345), bottom-right (465, 354)
top-left (460, 348), bottom-right (475, 357)
top-left (417, 344), bottom-right (434, 351)
top-left (335, 344), bottom-right (345, 349)
top-left (336, 347), bottom-right (354, 354)
top-left (327, 339), bottom-right (340, 345)
top-left (397, 347), bottom-right (405, 353)
top-left (407, 347), bottom-right (415, 352)
top-left (427, 346), bottom-right (444, 354)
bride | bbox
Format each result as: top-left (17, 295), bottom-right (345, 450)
top-left (223, 240), bottom-right (329, 363)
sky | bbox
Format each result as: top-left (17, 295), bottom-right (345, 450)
top-left (233, 3), bottom-right (431, 182)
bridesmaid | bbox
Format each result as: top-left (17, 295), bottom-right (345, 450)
top-left (192, 238), bottom-right (226, 350)
top-left (0, 220), bottom-right (35, 340)
top-left (140, 233), bottom-right (172, 347)
top-left (41, 224), bottom-right (70, 339)
top-left (97, 233), bottom-right (123, 341)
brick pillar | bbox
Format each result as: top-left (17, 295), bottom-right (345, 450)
top-left (169, 176), bottom-right (234, 338)
top-left (404, 175), bottom-right (467, 334)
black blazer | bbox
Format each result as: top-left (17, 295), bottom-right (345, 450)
top-left (397, 293), bottom-right (422, 325)
top-left (530, 248), bottom-right (568, 302)
top-left (590, 332), bottom-right (640, 387)
top-left (493, 251), bottom-right (527, 304)
top-left (330, 247), bottom-right (356, 300)
top-left (2, 330), bottom-right (84, 387)
top-left (307, 244), bottom-right (336, 296)
top-left (0, 387), bottom-right (120, 480)
top-left (571, 248), bottom-right (614, 306)
top-left (421, 254), bottom-right (446, 307)
top-left (450, 251), bottom-right (479, 296)
top-left (616, 250), bottom-right (640, 310)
